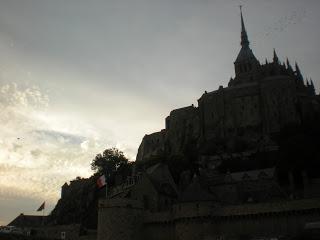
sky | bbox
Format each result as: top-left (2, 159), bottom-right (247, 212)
top-left (0, 0), bottom-right (319, 225)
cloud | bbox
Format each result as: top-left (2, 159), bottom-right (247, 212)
top-left (30, 149), bottom-right (42, 158)
top-left (31, 129), bottom-right (86, 145)
top-left (0, 82), bottom-right (113, 224)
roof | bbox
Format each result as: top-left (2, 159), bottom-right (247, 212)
top-left (8, 214), bottom-right (48, 227)
top-left (235, 46), bottom-right (258, 63)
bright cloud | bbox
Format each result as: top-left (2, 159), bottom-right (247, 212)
top-left (0, 82), bottom-right (116, 224)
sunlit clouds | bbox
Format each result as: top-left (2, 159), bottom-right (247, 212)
top-left (0, 82), bottom-right (116, 221)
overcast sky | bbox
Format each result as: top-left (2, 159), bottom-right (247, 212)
top-left (0, 0), bottom-right (319, 225)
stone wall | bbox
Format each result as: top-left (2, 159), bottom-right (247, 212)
top-left (165, 106), bottom-right (200, 156)
top-left (173, 210), bottom-right (320, 240)
top-left (136, 130), bottom-right (166, 162)
top-left (33, 224), bottom-right (80, 240)
top-left (97, 199), bottom-right (144, 240)
top-left (260, 76), bottom-right (300, 133)
top-left (144, 199), bottom-right (320, 240)
top-left (97, 198), bottom-right (320, 240)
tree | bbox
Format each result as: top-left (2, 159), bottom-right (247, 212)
top-left (91, 147), bottom-right (132, 186)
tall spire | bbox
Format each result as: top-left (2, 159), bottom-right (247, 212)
top-left (240, 5), bottom-right (249, 48)
top-left (234, 6), bottom-right (258, 63)
top-left (232, 6), bottom-right (260, 86)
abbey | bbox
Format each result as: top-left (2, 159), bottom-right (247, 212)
top-left (137, 10), bottom-right (318, 163)
top-left (98, 9), bottom-right (320, 240)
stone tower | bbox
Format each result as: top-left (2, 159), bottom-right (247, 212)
top-left (97, 199), bottom-right (144, 240)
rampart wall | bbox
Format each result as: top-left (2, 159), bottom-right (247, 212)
top-left (97, 199), bottom-right (144, 240)
top-left (98, 198), bottom-right (320, 240)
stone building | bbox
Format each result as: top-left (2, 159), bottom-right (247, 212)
top-left (137, 9), bottom-right (319, 163)
top-left (98, 8), bottom-right (320, 240)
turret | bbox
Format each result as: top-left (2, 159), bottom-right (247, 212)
top-left (295, 62), bottom-right (304, 84)
top-left (309, 78), bottom-right (316, 95)
top-left (286, 58), bottom-right (294, 73)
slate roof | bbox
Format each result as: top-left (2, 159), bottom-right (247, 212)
top-left (235, 46), bottom-right (258, 63)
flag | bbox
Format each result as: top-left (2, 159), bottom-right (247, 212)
top-left (97, 175), bottom-right (106, 188)
top-left (37, 201), bottom-right (45, 211)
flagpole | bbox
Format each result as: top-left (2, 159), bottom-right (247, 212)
top-left (42, 202), bottom-right (44, 225)
top-left (105, 182), bottom-right (108, 199)
top-left (105, 170), bottom-right (108, 199)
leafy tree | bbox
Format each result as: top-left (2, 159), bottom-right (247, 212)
top-left (91, 147), bottom-right (132, 186)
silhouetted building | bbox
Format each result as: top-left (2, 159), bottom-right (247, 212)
top-left (98, 8), bottom-right (320, 240)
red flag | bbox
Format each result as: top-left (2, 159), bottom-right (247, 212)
top-left (37, 201), bottom-right (45, 211)
top-left (97, 175), bottom-right (106, 188)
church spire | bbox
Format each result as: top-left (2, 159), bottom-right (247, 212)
top-left (234, 6), bottom-right (258, 64)
top-left (240, 6), bottom-right (249, 48)
top-left (231, 7), bottom-right (260, 86)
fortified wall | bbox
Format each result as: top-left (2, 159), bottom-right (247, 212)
top-left (98, 198), bottom-right (320, 240)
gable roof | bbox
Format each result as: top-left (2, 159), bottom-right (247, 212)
top-left (8, 214), bottom-right (48, 227)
